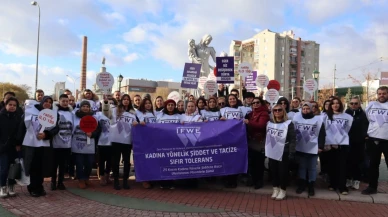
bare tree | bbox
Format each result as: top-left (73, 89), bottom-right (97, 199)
top-left (348, 71), bottom-right (378, 105)
top-left (317, 84), bottom-right (335, 107)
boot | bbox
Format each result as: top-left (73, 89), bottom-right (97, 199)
top-left (296, 179), bottom-right (306, 194)
top-left (271, 187), bottom-right (279, 199)
top-left (276, 189), bottom-right (286, 200)
top-left (113, 178), bottom-right (121, 190)
top-left (308, 181), bottom-right (315, 196)
top-left (122, 178), bottom-right (130, 190)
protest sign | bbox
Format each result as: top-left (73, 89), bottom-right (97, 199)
top-left (245, 71), bottom-right (257, 91)
top-left (303, 79), bottom-right (318, 94)
top-left (167, 91), bottom-right (181, 103)
top-left (132, 120), bottom-right (248, 181)
top-left (265, 89), bottom-right (280, 103)
top-left (181, 63), bottom-right (201, 88)
top-left (198, 76), bottom-right (208, 89)
top-left (204, 80), bottom-right (217, 95)
top-left (256, 74), bottom-right (269, 89)
top-left (80, 116), bottom-right (98, 144)
top-left (38, 109), bottom-right (57, 133)
top-left (96, 72), bottom-right (114, 92)
top-left (238, 62), bottom-right (252, 79)
top-left (216, 57), bottom-right (234, 84)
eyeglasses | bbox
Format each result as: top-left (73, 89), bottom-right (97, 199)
top-left (218, 102), bottom-right (225, 106)
top-left (349, 102), bottom-right (359, 105)
top-left (252, 101), bottom-right (260, 105)
top-left (273, 109), bottom-right (282, 113)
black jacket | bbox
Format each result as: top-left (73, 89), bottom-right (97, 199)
top-left (0, 101), bottom-right (24, 118)
top-left (0, 109), bottom-right (22, 156)
top-left (345, 108), bottom-right (369, 144)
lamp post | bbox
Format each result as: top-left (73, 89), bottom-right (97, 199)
top-left (312, 69), bottom-right (320, 100)
top-left (66, 75), bottom-right (80, 97)
top-left (118, 74), bottom-right (124, 92)
top-left (291, 78), bottom-right (296, 99)
top-left (31, 1), bottom-right (41, 96)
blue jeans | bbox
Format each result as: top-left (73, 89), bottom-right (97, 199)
top-left (74, 153), bottom-right (94, 181)
top-left (298, 152), bottom-right (318, 182)
top-left (0, 154), bottom-right (9, 187)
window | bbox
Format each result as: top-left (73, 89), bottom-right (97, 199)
top-left (281, 47), bottom-right (285, 51)
top-left (250, 53), bottom-right (253, 57)
top-left (281, 63), bottom-right (284, 68)
top-left (263, 54), bottom-right (267, 58)
top-left (264, 38), bottom-right (267, 43)
top-left (282, 70), bottom-right (284, 75)
top-left (282, 55), bottom-right (284, 59)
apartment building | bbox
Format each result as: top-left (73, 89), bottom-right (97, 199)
top-left (229, 29), bottom-right (319, 99)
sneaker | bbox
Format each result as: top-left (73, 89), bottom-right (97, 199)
top-left (340, 189), bottom-right (349, 195)
top-left (7, 185), bottom-right (16, 196)
top-left (0, 186), bottom-right (8, 198)
top-left (276, 189), bottom-right (286, 200)
top-left (346, 179), bottom-right (353, 188)
top-left (271, 187), bottom-right (279, 199)
top-left (361, 187), bottom-right (377, 195)
top-left (352, 180), bottom-right (360, 190)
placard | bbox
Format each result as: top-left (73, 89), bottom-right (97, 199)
top-left (204, 80), bottom-right (217, 95)
top-left (265, 89), bottom-right (280, 103)
top-left (256, 74), bottom-right (269, 89)
top-left (216, 57), bottom-right (234, 84)
top-left (238, 62), bottom-right (252, 79)
top-left (80, 115), bottom-right (98, 144)
top-left (198, 76), bottom-right (208, 89)
top-left (181, 63), bottom-right (201, 88)
top-left (167, 91), bottom-right (181, 103)
top-left (245, 71), bottom-right (257, 91)
top-left (303, 79), bottom-right (318, 94)
top-left (96, 72), bottom-right (114, 92)
top-left (38, 109), bottom-right (57, 133)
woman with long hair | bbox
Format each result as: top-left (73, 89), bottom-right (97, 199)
top-left (202, 97), bottom-right (221, 121)
top-left (323, 97), bottom-right (353, 195)
top-left (181, 101), bottom-right (202, 123)
top-left (294, 103), bottom-right (325, 196)
top-left (196, 97), bottom-right (207, 115)
top-left (109, 94), bottom-right (138, 190)
top-left (176, 100), bottom-right (185, 114)
top-left (156, 99), bottom-right (181, 189)
top-left (137, 98), bottom-right (156, 124)
top-left (322, 100), bottom-right (331, 114)
top-left (265, 104), bottom-right (296, 200)
top-left (310, 101), bottom-right (321, 116)
top-left (154, 96), bottom-right (164, 117)
top-left (245, 97), bottom-right (269, 189)
top-left (0, 97), bottom-right (22, 197)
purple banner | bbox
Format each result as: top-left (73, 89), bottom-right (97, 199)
top-left (216, 57), bottom-right (234, 84)
top-left (132, 120), bottom-right (248, 182)
top-left (181, 63), bottom-right (201, 88)
top-left (245, 71), bottom-right (257, 91)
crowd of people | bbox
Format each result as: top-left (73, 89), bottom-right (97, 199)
top-left (0, 85), bottom-right (387, 202)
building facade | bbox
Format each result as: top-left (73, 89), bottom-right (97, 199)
top-left (53, 82), bottom-right (66, 101)
top-left (229, 29), bottom-right (320, 99)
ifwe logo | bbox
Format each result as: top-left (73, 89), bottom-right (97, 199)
top-left (225, 111), bottom-right (242, 119)
top-left (368, 108), bottom-right (388, 127)
top-left (176, 127), bottom-right (201, 147)
top-left (266, 127), bottom-right (284, 148)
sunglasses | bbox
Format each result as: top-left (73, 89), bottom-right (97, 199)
top-left (273, 109), bottom-right (282, 113)
top-left (252, 101), bottom-right (260, 105)
top-left (349, 102), bottom-right (359, 105)
top-left (218, 102), bottom-right (225, 106)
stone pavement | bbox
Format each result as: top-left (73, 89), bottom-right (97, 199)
top-left (0, 176), bottom-right (388, 217)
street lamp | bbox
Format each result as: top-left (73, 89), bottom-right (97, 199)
top-left (118, 74), bottom-right (124, 92)
top-left (31, 1), bottom-right (41, 97)
top-left (66, 75), bottom-right (80, 97)
top-left (312, 69), bottom-right (320, 100)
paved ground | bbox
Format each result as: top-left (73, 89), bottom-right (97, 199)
top-left (0, 175), bottom-right (388, 217)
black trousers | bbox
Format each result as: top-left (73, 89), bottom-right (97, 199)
top-left (51, 148), bottom-right (70, 184)
top-left (269, 153), bottom-right (289, 190)
top-left (367, 139), bottom-right (388, 189)
top-left (98, 146), bottom-right (112, 176)
top-left (347, 142), bottom-right (365, 181)
top-left (111, 142), bottom-right (131, 180)
top-left (319, 151), bottom-right (330, 174)
top-left (29, 147), bottom-right (45, 192)
top-left (327, 146), bottom-right (349, 191)
top-left (248, 148), bottom-right (265, 184)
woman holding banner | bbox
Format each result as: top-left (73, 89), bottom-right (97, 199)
top-left (323, 97), bottom-right (353, 195)
top-left (154, 96), bottom-right (164, 117)
top-left (196, 97), bottom-right (207, 115)
top-left (72, 101), bottom-right (100, 189)
top-left (202, 97), bottom-right (221, 121)
top-left (293, 103), bottom-right (325, 196)
top-left (18, 96), bottom-right (59, 197)
top-left (137, 98), bottom-right (157, 124)
top-left (110, 94), bottom-right (138, 190)
top-left (181, 101), bottom-right (202, 123)
top-left (220, 94), bottom-right (245, 188)
top-left (176, 100), bottom-right (185, 115)
top-left (265, 104), bottom-right (296, 200)
top-left (156, 99), bottom-right (181, 189)
top-left (245, 97), bottom-right (269, 189)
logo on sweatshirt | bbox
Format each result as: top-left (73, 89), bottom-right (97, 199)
top-left (368, 108), bottom-right (388, 127)
top-left (176, 127), bottom-right (201, 147)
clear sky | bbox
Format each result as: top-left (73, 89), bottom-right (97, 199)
top-left (1, 0), bottom-right (388, 95)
